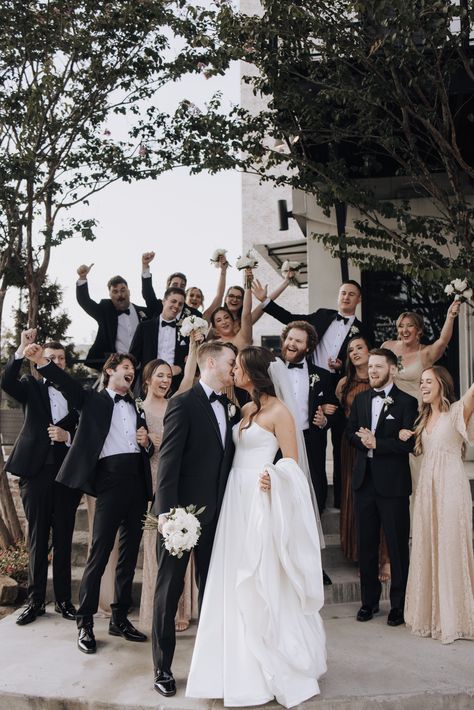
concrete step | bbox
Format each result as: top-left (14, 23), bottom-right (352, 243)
top-left (71, 530), bottom-right (145, 569)
top-left (46, 565), bottom-right (143, 609)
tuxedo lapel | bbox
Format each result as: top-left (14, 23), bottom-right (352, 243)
top-left (39, 380), bottom-right (53, 421)
top-left (194, 384), bottom-right (224, 448)
top-left (375, 385), bottom-right (398, 434)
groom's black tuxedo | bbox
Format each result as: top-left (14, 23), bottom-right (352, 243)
top-left (152, 382), bottom-right (240, 675)
top-left (347, 384), bottom-right (418, 611)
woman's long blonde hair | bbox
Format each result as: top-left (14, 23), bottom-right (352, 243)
top-left (414, 366), bottom-right (456, 455)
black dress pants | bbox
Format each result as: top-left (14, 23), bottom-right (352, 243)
top-left (19, 464), bottom-right (82, 604)
top-left (303, 428), bottom-right (327, 513)
top-left (355, 460), bottom-right (410, 610)
top-left (76, 454), bottom-right (148, 628)
top-left (152, 520), bottom-right (216, 673)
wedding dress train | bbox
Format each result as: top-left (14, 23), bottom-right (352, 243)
top-left (186, 422), bottom-right (327, 707)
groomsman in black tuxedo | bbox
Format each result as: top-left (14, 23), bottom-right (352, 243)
top-left (141, 251), bottom-right (200, 319)
top-left (130, 286), bottom-right (190, 392)
top-left (1, 330), bottom-right (81, 625)
top-left (76, 263), bottom-right (148, 370)
top-left (152, 341), bottom-right (239, 697)
top-left (23, 346), bottom-right (154, 654)
top-left (347, 348), bottom-right (418, 627)
top-left (254, 278), bottom-right (366, 508)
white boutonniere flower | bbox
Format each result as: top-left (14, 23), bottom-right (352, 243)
top-left (227, 403), bottom-right (237, 419)
top-left (349, 325), bottom-right (360, 337)
top-left (138, 310), bottom-right (147, 319)
top-left (309, 373), bottom-right (320, 389)
top-left (382, 395), bottom-right (394, 412)
top-left (135, 398), bottom-right (145, 416)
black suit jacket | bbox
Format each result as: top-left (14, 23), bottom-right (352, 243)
top-left (77, 281), bottom-right (148, 370)
top-left (37, 362), bottom-right (154, 499)
top-left (307, 362), bottom-right (339, 429)
top-left (347, 384), bottom-right (418, 497)
top-left (141, 275), bottom-right (201, 320)
top-left (153, 384), bottom-right (239, 525)
top-left (129, 316), bottom-right (189, 375)
top-left (1, 356), bottom-right (78, 478)
top-left (264, 300), bottom-right (365, 371)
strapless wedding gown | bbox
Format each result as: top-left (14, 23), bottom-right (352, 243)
top-left (186, 422), bottom-right (327, 708)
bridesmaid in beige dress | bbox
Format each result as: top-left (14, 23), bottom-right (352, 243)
top-left (402, 366), bottom-right (474, 643)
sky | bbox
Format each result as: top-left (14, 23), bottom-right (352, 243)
top-left (2, 43), bottom-right (242, 346)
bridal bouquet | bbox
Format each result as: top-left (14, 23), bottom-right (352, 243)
top-left (144, 505), bottom-right (205, 558)
top-left (236, 250), bottom-right (258, 288)
top-left (281, 260), bottom-right (303, 286)
top-left (179, 315), bottom-right (209, 339)
top-left (444, 278), bottom-right (473, 305)
top-left (210, 248), bottom-right (229, 267)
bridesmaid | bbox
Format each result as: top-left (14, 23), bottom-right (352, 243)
top-left (336, 336), bottom-right (390, 581)
top-left (402, 367), bottom-right (474, 643)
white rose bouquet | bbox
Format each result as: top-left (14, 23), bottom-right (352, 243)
top-left (281, 260), bottom-right (303, 286)
top-left (444, 278), bottom-right (473, 306)
top-left (179, 315), bottom-right (209, 339)
top-left (236, 250), bottom-right (258, 288)
top-left (210, 248), bottom-right (230, 267)
top-left (144, 505), bottom-right (205, 558)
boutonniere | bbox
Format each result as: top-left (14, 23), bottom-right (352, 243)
top-left (382, 395), bottom-right (394, 411)
top-left (135, 397), bottom-right (145, 416)
top-left (227, 402), bottom-right (237, 419)
top-left (349, 325), bottom-right (360, 337)
top-left (309, 373), bottom-right (320, 389)
top-left (137, 310), bottom-right (147, 319)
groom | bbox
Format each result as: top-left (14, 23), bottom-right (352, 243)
top-left (152, 340), bottom-right (239, 697)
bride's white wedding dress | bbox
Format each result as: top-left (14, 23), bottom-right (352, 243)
top-left (186, 422), bottom-right (327, 708)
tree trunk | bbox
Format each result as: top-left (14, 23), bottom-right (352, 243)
top-left (0, 464), bottom-right (23, 543)
top-left (0, 513), bottom-right (13, 550)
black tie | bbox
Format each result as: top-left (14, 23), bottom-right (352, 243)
top-left (288, 362), bottom-right (304, 369)
top-left (209, 391), bottom-right (228, 406)
top-left (161, 320), bottom-right (176, 328)
top-left (114, 393), bottom-right (133, 404)
top-left (117, 308), bottom-right (130, 316)
top-left (336, 314), bottom-right (349, 325)
top-left (45, 380), bottom-right (59, 390)
top-left (371, 389), bottom-right (385, 399)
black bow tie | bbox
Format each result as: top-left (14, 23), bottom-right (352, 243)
top-left (114, 393), bottom-right (133, 404)
top-left (287, 362), bottom-right (304, 369)
top-left (117, 308), bottom-right (130, 316)
top-left (209, 391), bottom-right (228, 406)
top-left (336, 314), bottom-right (349, 324)
top-left (161, 319), bottom-right (176, 328)
top-left (371, 390), bottom-right (386, 399)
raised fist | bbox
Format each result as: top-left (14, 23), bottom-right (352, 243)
top-left (77, 263), bottom-right (94, 279)
top-left (142, 252), bottom-right (155, 268)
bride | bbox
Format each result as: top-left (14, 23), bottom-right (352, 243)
top-left (186, 346), bottom-right (327, 708)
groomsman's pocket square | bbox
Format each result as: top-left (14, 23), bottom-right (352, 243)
top-left (386, 414), bottom-right (395, 420)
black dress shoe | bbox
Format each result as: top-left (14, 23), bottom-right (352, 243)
top-left (77, 625), bottom-right (96, 654)
top-left (154, 670), bottom-right (176, 697)
top-left (54, 600), bottom-right (77, 620)
top-left (323, 570), bottom-right (332, 586)
top-left (16, 602), bottom-right (46, 626)
top-left (387, 608), bottom-right (405, 626)
top-left (109, 617), bottom-right (147, 642)
top-left (356, 604), bottom-right (380, 622)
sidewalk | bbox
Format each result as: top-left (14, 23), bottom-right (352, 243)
top-left (0, 600), bottom-right (473, 710)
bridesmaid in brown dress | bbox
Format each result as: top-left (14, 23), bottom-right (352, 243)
top-left (336, 336), bottom-right (390, 579)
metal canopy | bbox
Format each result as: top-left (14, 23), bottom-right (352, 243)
top-left (253, 240), bottom-right (308, 288)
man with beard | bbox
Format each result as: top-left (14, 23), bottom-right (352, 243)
top-left (347, 348), bottom-right (418, 627)
top-left (76, 264), bottom-right (148, 370)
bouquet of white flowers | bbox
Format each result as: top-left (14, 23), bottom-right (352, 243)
top-left (444, 278), bottom-right (473, 306)
top-left (236, 250), bottom-right (258, 288)
top-left (281, 260), bottom-right (303, 286)
top-left (179, 315), bottom-right (209, 339)
top-left (144, 505), bottom-right (205, 558)
top-left (210, 248), bottom-right (229, 267)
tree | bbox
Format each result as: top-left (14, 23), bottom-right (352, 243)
top-left (0, 0), bottom-right (218, 335)
top-left (162, 0), bottom-right (474, 282)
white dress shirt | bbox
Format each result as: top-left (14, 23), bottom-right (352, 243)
top-left (157, 315), bottom-right (177, 365)
top-left (313, 314), bottom-right (355, 372)
top-left (200, 379), bottom-right (227, 446)
top-left (115, 305), bottom-right (140, 353)
top-left (368, 382), bottom-right (394, 458)
top-left (99, 389), bottom-right (140, 459)
top-left (285, 360), bottom-right (309, 431)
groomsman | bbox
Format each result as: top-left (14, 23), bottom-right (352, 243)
top-left (1, 330), bottom-right (81, 625)
top-left (76, 263), bottom-right (148, 370)
top-left (254, 279), bottom-right (366, 508)
top-left (130, 286), bottom-right (190, 391)
top-left (347, 348), bottom-right (418, 627)
top-left (152, 341), bottom-right (239, 697)
top-left (23, 346), bottom-right (154, 654)
top-left (141, 251), bottom-right (200, 319)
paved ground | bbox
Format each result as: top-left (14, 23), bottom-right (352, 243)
top-left (0, 601), bottom-right (473, 710)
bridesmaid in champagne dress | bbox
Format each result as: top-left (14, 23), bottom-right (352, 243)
top-left (403, 367), bottom-right (474, 643)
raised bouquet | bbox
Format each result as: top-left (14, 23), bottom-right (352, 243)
top-left (144, 505), bottom-right (205, 558)
top-left (281, 260), bottom-right (303, 286)
top-left (236, 250), bottom-right (258, 288)
top-left (210, 248), bottom-right (229, 267)
top-left (444, 278), bottom-right (473, 306)
top-left (179, 315), bottom-right (209, 339)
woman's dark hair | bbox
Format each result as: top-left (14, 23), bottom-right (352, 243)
top-left (141, 359), bottom-right (173, 395)
top-left (225, 285), bottom-right (245, 320)
top-left (210, 305), bottom-right (234, 328)
top-left (238, 346), bottom-right (276, 430)
top-left (340, 335), bottom-right (372, 406)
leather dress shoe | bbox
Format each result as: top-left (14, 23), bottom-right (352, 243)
top-left (387, 608), bottom-right (405, 626)
top-left (55, 600), bottom-right (77, 620)
top-left (323, 570), bottom-right (332, 586)
top-left (77, 625), bottom-right (96, 654)
top-left (356, 604), bottom-right (379, 622)
top-left (109, 617), bottom-right (147, 642)
top-left (16, 602), bottom-right (46, 626)
top-left (154, 670), bottom-right (176, 697)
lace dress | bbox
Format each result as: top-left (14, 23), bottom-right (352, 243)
top-left (405, 401), bottom-right (474, 644)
